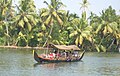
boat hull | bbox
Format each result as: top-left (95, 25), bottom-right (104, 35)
top-left (33, 50), bottom-right (85, 63)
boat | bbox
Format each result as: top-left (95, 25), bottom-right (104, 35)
top-left (33, 44), bottom-right (85, 63)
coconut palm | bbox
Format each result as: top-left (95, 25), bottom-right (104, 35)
top-left (41, 0), bottom-right (65, 26)
top-left (14, 0), bottom-right (38, 46)
top-left (0, 0), bottom-right (13, 46)
top-left (40, 0), bottom-right (66, 46)
top-left (90, 6), bottom-right (120, 52)
top-left (79, 0), bottom-right (90, 20)
top-left (68, 0), bottom-right (92, 50)
top-left (80, 0), bottom-right (89, 12)
top-left (69, 16), bottom-right (93, 50)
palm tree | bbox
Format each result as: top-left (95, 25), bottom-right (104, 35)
top-left (0, 0), bottom-right (13, 46)
top-left (89, 6), bottom-right (120, 52)
top-left (65, 12), bottom-right (80, 45)
top-left (79, 0), bottom-right (90, 20)
top-left (40, 0), bottom-right (66, 46)
top-left (69, 16), bottom-right (93, 50)
top-left (41, 0), bottom-right (65, 26)
top-left (68, 0), bottom-right (92, 50)
top-left (80, 0), bottom-right (89, 12)
top-left (14, 0), bottom-right (38, 46)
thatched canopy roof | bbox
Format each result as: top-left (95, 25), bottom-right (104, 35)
top-left (49, 44), bottom-right (80, 51)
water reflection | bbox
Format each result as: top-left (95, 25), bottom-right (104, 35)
top-left (33, 62), bottom-right (83, 76)
top-left (33, 63), bottom-right (57, 68)
top-left (33, 62), bottom-right (80, 69)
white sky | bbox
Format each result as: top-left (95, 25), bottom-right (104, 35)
top-left (13, 0), bottom-right (120, 17)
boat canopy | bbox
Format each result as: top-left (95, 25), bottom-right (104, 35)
top-left (49, 44), bottom-right (80, 51)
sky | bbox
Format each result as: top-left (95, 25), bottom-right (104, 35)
top-left (14, 0), bottom-right (120, 17)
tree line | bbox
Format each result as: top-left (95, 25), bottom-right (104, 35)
top-left (0, 0), bottom-right (120, 52)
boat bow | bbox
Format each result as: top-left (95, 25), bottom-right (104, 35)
top-left (33, 50), bottom-right (42, 63)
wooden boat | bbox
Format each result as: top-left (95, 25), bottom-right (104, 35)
top-left (33, 44), bottom-right (85, 63)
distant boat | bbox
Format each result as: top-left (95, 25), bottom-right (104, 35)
top-left (33, 44), bottom-right (85, 63)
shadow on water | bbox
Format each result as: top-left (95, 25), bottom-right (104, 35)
top-left (33, 63), bottom-right (60, 69)
top-left (33, 61), bottom-right (83, 69)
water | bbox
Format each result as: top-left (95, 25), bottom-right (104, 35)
top-left (0, 48), bottom-right (120, 76)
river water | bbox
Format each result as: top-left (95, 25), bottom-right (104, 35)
top-left (0, 48), bottom-right (120, 76)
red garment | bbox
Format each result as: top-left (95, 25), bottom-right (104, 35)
top-left (49, 53), bottom-right (54, 59)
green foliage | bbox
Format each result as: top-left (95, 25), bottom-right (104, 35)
top-left (0, 37), bottom-right (4, 45)
top-left (0, 0), bottom-right (120, 53)
top-left (89, 6), bottom-right (120, 52)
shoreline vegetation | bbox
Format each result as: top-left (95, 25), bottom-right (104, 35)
top-left (0, 45), bottom-right (119, 53)
top-left (0, 46), bottom-right (51, 50)
top-left (0, 0), bottom-right (120, 52)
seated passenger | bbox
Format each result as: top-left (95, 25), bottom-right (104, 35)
top-left (67, 51), bottom-right (72, 60)
top-left (48, 53), bottom-right (55, 59)
top-left (73, 51), bottom-right (78, 57)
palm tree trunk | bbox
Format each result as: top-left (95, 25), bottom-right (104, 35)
top-left (107, 38), bottom-right (115, 51)
top-left (5, 24), bottom-right (9, 46)
top-left (43, 25), bottom-right (53, 47)
top-left (5, 16), bottom-right (10, 46)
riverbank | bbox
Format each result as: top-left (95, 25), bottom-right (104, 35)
top-left (0, 45), bottom-right (119, 52)
top-left (0, 46), bottom-right (51, 50)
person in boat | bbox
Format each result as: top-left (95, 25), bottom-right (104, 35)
top-left (54, 50), bottom-right (59, 59)
top-left (48, 52), bottom-right (55, 59)
top-left (73, 50), bottom-right (80, 60)
top-left (48, 50), bottom-right (60, 60)
top-left (66, 52), bottom-right (69, 59)
top-left (67, 51), bottom-right (73, 61)
top-left (73, 51), bottom-right (78, 57)
top-left (60, 50), bottom-right (66, 58)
